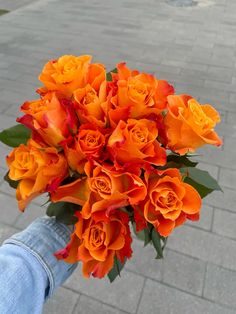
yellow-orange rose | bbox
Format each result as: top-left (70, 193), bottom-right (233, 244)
top-left (138, 168), bottom-right (201, 237)
top-left (17, 92), bottom-right (77, 147)
top-left (55, 211), bottom-right (132, 279)
top-left (51, 160), bottom-right (147, 219)
top-left (164, 95), bottom-right (222, 154)
top-left (38, 55), bottom-right (92, 97)
top-left (109, 62), bottom-right (174, 119)
top-left (64, 124), bottom-right (106, 174)
top-left (73, 82), bottom-right (108, 128)
top-left (7, 140), bottom-right (68, 211)
top-left (107, 118), bottom-right (166, 168)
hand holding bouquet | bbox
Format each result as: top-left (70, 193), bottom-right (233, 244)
top-left (0, 55), bottom-right (222, 281)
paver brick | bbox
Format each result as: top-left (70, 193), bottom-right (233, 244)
top-left (212, 208), bottom-right (236, 240)
top-left (219, 167), bottom-right (236, 189)
top-left (64, 267), bottom-right (144, 314)
top-left (126, 238), bottom-right (164, 281)
top-left (137, 279), bottom-right (235, 314)
top-left (166, 225), bottom-right (236, 271)
top-left (43, 287), bottom-right (79, 314)
top-left (163, 250), bottom-right (206, 296)
top-left (73, 295), bottom-right (124, 314)
top-left (204, 264), bottom-right (236, 309)
top-left (186, 204), bottom-right (213, 231)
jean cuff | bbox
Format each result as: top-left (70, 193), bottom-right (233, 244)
top-left (3, 216), bottom-right (77, 298)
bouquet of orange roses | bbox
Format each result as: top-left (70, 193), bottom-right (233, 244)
top-left (0, 55), bottom-right (222, 281)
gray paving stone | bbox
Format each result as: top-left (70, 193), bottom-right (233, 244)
top-left (206, 65), bottom-right (234, 83)
top-left (204, 264), bottom-right (236, 309)
top-left (212, 208), bottom-right (236, 239)
top-left (222, 137), bottom-right (236, 154)
top-left (137, 279), bottom-right (235, 314)
top-left (219, 167), bottom-right (236, 189)
top-left (0, 0), bottom-right (39, 11)
top-left (73, 295), bottom-right (124, 314)
top-left (14, 203), bottom-right (45, 230)
top-left (126, 238), bottom-right (164, 281)
top-left (196, 162), bottom-right (219, 180)
top-left (205, 188), bottom-right (236, 212)
top-left (0, 176), bottom-right (18, 198)
top-left (43, 287), bottom-right (79, 314)
top-left (0, 192), bottom-right (21, 225)
top-left (163, 250), bottom-right (206, 296)
top-left (227, 111), bottom-right (236, 124)
top-left (64, 267), bottom-right (144, 313)
top-left (0, 114), bottom-right (17, 130)
top-left (186, 204), bottom-right (213, 231)
top-left (166, 225), bottom-right (236, 271)
top-left (195, 146), bottom-right (236, 169)
top-left (0, 222), bottom-right (18, 244)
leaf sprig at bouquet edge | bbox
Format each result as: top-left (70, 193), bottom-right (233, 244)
top-left (0, 55), bottom-right (222, 282)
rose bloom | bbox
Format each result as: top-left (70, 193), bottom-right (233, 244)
top-left (164, 95), bottom-right (222, 155)
top-left (136, 168), bottom-right (201, 237)
top-left (55, 211), bottom-right (132, 279)
top-left (108, 62), bottom-right (174, 120)
top-left (107, 118), bottom-right (166, 168)
top-left (38, 54), bottom-right (92, 97)
top-left (17, 92), bottom-right (77, 147)
top-left (7, 139), bottom-right (68, 211)
top-left (51, 160), bottom-right (147, 219)
top-left (73, 81), bottom-right (108, 128)
top-left (64, 124), bottom-right (106, 174)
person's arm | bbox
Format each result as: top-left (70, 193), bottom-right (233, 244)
top-left (0, 217), bottom-right (77, 314)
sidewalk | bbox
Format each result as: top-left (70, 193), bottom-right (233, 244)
top-left (0, 0), bottom-right (236, 313)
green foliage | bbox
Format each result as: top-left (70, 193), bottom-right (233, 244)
top-left (181, 167), bottom-right (222, 198)
top-left (4, 171), bottom-right (19, 189)
top-left (133, 222), bottom-right (152, 246)
top-left (106, 68), bottom-right (118, 81)
top-left (0, 9), bottom-right (9, 16)
top-left (151, 228), bottom-right (165, 259)
top-left (0, 124), bottom-right (31, 147)
top-left (108, 255), bottom-right (126, 283)
top-left (158, 154), bottom-right (198, 170)
top-left (46, 201), bottom-right (80, 225)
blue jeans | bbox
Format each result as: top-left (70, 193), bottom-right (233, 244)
top-left (0, 217), bottom-right (77, 314)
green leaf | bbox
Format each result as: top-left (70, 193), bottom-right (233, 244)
top-left (151, 228), bottom-right (164, 259)
top-left (183, 177), bottom-right (213, 198)
top-left (4, 171), bottom-right (19, 189)
top-left (108, 255), bottom-right (126, 283)
top-left (0, 9), bottom-right (9, 16)
top-left (106, 68), bottom-right (118, 81)
top-left (132, 222), bottom-right (152, 246)
top-left (181, 167), bottom-right (222, 191)
top-left (158, 154), bottom-right (198, 170)
top-left (0, 124), bottom-right (31, 147)
top-left (167, 154), bottom-right (198, 167)
top-left (46, 202), bottom-right (80, 225)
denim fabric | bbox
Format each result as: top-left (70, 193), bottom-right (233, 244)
top-left (0, 217), bottom-right (77, 314)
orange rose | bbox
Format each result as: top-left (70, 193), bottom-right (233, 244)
top-left (108, 62), bottom-right (174, 120)
top-left (38, 55), bottom-right (92, 97)
top-left (17, 92), bottom-right (77, 147)
top-left (64, 124), bottom-right (106, 173)
top-left (73, 82), bottom-right (108, 128)
top-left (107, 119), bottom-right (166, 168)
top-left (7, 140), bottom-right (68, 211)
top-left (55, 211), bottom-right (132, 278)
top-left (137, 168), bottom-right (201, 236)
top-left (51, 161), bottom-right (147, 219)
top-left (164, 95), bottom-right (222, 154)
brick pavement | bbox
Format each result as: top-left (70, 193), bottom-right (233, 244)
top-left (0, 0), bottom-right (236, 313)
